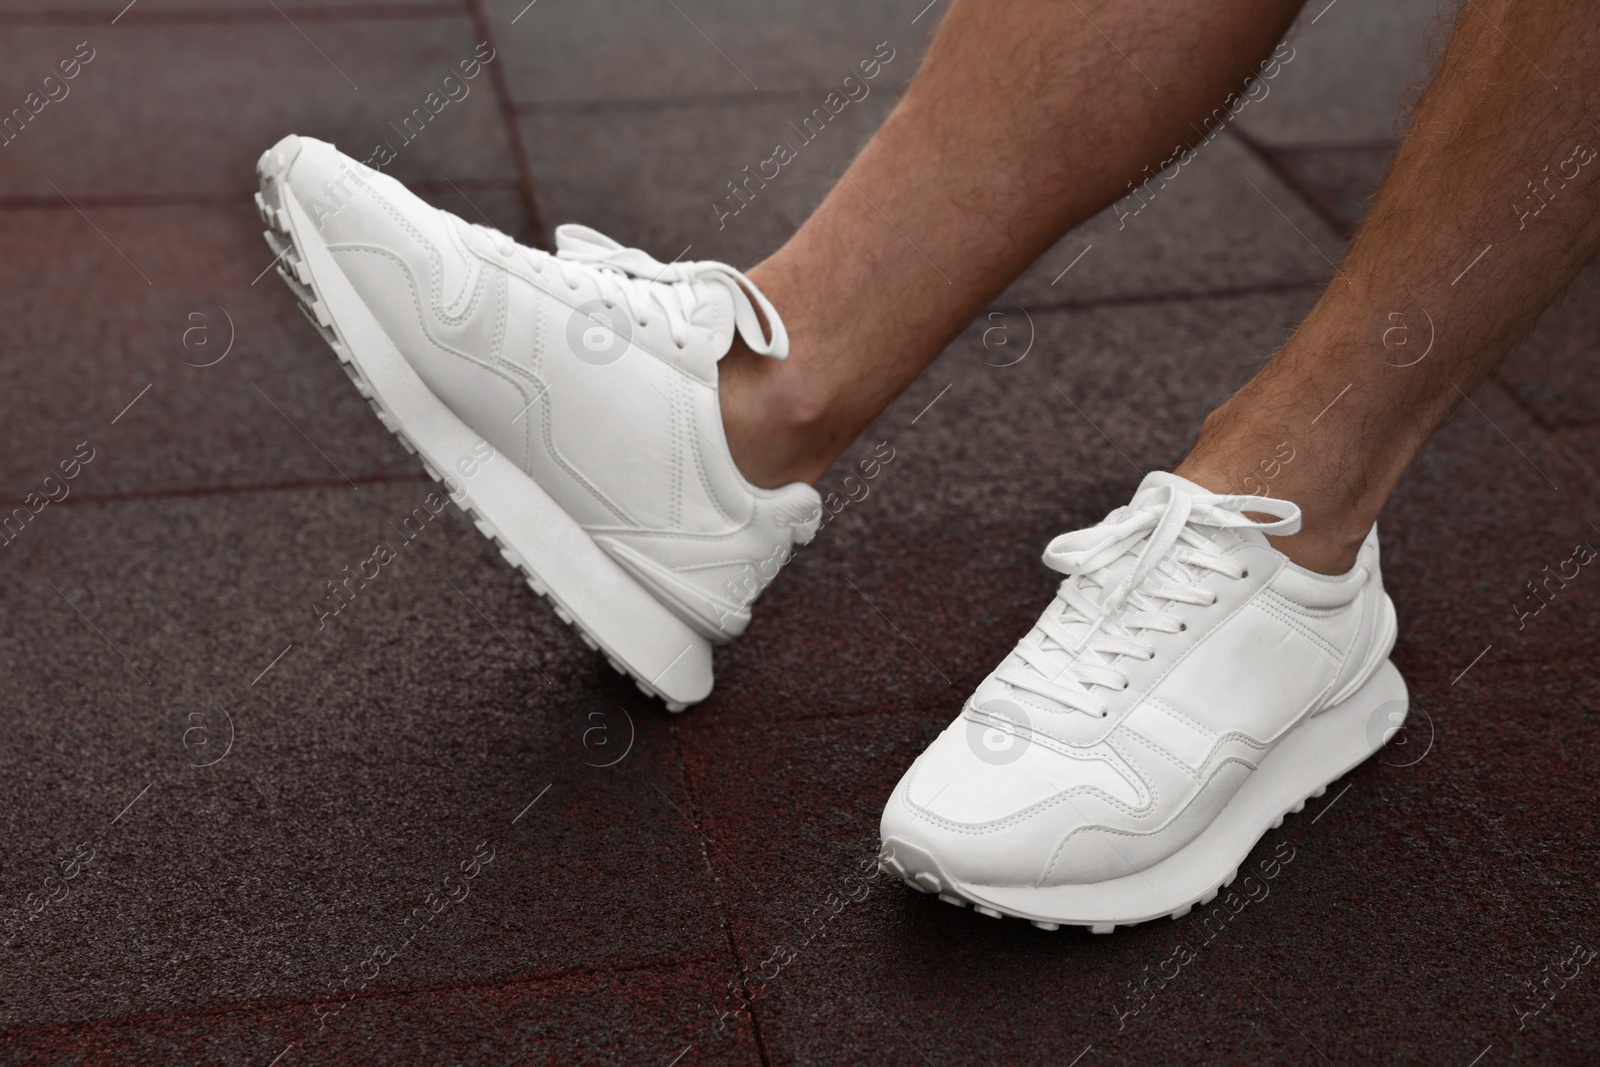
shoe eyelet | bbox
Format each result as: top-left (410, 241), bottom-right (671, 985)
top-left (1178, 623), bottom-right (1188, 632)
top-left (1100, 710), bottom-right (1108, 718)
top-left (1241, 568), bottom-right (1250, 580)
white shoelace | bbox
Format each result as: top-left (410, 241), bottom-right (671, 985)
top-left (473, 221), bottom-right (788, 358)
top-left (994, 486), bottom-right (1302, 717)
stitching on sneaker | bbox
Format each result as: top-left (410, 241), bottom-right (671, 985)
top-left (1143, 697), bottom-right (1217, 742)
top-left (681, 378), bottom-right (742, 526)
top-left (1250, 594), bottom-right (1342, 662)
top-left (901, 747), bottom-right (1148, 834)
top-left (1104, 735), bottom-right (1160, 815)
top-left (335, 245), bottom-right (635, 527)
top-left (669, 374), bottom-right (684, 529)
top-left (1112, 720), bottom-right (1202, 782)
top-left (1038, 754), bottom-right (1260, 884)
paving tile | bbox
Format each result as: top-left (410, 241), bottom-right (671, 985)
top-left (521, 103), bottom-right (1339, 305)
top-left (1551, 426), bottom-right (1600, 489)
top-left (1234, 0), bottom-right (1450, 147)
top-left (0, 16), bottom-right (518, 199)
top-left (520, 93), bottom-right (897, 269)
top-left (0, 192), bottom-right (528, 501)
top-left (1495, 262), bottom-right (1600, 491)
top-left (0, 485), bottom-right (738, 1027)
top-left (1268, 142), bottom-right (1395, 233)
top-left (486, 0), bottom-right (933, 106)
top-left (0, 959), bottom-right (760, 1067)
top-left (1496, 261), bottom-right (1600, 429)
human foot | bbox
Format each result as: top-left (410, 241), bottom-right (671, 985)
top-left (255, 135), bottom-right (821, 709)
top-left (877, 472), bottom-right (1405, 932)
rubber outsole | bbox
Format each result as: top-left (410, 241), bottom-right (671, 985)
top-left (254, 137), bottom-right (708, 711)
top-left (879, 785), bottom-right (1327, 934)
top-left (879, 659), bottom-right (1407, 933)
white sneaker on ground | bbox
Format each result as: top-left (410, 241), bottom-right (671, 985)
top-left (878, 472), bottom-right (1406, 932)
top-left (254, 135), bottom-right (820, 709)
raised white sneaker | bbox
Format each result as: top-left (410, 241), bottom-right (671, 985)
top-left (254, 135), bottom-right (820, 710)
top-left (878, 472), bottom-right (1406, 932)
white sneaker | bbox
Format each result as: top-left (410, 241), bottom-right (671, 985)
top-left (254, 135), bottom-right (820, 709)
top-left (878, 472), bottom-right (1407, 932)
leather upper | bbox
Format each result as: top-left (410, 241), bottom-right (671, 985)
top-left (283, 139), bottom-right (820, 640)
top-left (882, 473), bottom-right (1396, 887)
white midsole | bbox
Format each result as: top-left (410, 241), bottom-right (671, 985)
top-left (272, 148), bottom-right (713, 706)
top-left (887, 658), bottom-right (1407, 926)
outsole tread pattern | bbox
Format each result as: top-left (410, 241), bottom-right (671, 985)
top-left (257, 156), bottom-right (690, 713)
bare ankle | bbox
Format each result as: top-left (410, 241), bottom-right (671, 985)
top-left (720, 330), bottom-right (840, 488)
top-left (1172, 454), bottom-right (1373, 576)
top-left (1265, 527), bottom-right (1369, 576)
top-left (719, 254), bottom-right (871, 488)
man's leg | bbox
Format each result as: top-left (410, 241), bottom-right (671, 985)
top-left (721, 0), bottom-right (1306, 488)
top-left (876, 2), bottom-right (1600, 931)
top-left (1174, 0), bottom-right (1600, 574)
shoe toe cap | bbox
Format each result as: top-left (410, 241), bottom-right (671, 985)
top-left (277, 136), bottom-right (438, 251)
top-left (879, 711), bottom-right (1142, 888)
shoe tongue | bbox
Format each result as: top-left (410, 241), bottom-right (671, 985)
top-left (553, 222), bottom-right (622, 258)
top-left (694, 282), bottom-right (739, 358)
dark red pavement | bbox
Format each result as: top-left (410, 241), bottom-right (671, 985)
top-left (3, 0), bottom-right (1599, 1065)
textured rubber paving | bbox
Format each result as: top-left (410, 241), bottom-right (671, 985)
top-left (5, 0), bottom-right (1600, 1063)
